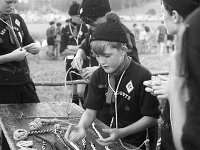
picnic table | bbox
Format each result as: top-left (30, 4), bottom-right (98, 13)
top-left (0, 102), bottom-right (137, 150)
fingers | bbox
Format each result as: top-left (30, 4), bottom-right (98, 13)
top-left (96, 138), bottom-right (113, 146)
top-left (71, 58), bottom-right (83, 71)
top-left (25, 52), bottom-right (29, 57)
top-left (143, 80), bottom-right (152, 87)
top-left (65, 124), bottom-right (73, 140)
top-left (157, 74), bottom-right (168, 81)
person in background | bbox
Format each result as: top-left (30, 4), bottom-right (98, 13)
top-left (60, 1), bottom-right (88, 105)
top-left (0, 0), bottom-right (41, 149)
top-left (132, 23), bottom-right (140, 41)
top-left (169, 7), bottom-right (200, 150)
top-left (46, 20), bottom-right (56, 59)
top-left (71, 0), bottom-right (139, 83)
top-left (166, 34), bottom-right (174, 53)
top-left (54, 22), bottom-right (62, 58)
top-left (156, 21), bottom-right (167, 56)
top-left (65, 13), bottom-right (160, 150)
top-left (143, 0), bottom-right (200, 149)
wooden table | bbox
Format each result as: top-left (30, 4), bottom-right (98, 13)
top-left (0, 102), bottom-right (137, 150)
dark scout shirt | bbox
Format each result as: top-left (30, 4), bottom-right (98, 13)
top-left (60, 21), bottom-right (88, 54)
top-left (84, 60), bottom-right (160, 146)
top-left (0, 14), bottom-right (34, 85)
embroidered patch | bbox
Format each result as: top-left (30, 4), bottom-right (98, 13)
top-left (0, 29), bottom-right (6, 35)
top-left (15, 19), bottom-right (20, 27)
top-left (126, 80), bottom-right (134, 93)
top-left (80, 8), bottom-right (83, 14)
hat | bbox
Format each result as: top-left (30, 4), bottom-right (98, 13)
top-left (163, 0), bottom-right (200, 19)
top-left (79, 0), bottom-right (111, 18)
top-left (69, 1), bottom-right (80, 16)
top-left (91, 12), bottom-right (128, 44)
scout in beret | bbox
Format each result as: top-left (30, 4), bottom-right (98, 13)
top-left (65, 12), bottom-right (160, 150)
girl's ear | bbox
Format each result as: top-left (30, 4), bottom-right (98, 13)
top-left (172, 10), bottom-right (183, 24)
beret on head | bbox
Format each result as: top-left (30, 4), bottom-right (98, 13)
top-left (163, 0), bottom-right (200, 18)
top-left (79, 0), bottom-right (111, 18)
top-left (69, 1), bottom-right (80, 16)
top-left (91, 12), bottom-right (128, 44)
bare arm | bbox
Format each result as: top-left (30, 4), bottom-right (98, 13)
top-left (0, 48), bottom-right (28, 64)
top-left (71, 48), bottom-right (87, 71)
top-left (168, 51), bottom-right (186, 150)
top-left (65, 109), bottom-right (97, 142)
top-left (96, 116), bottom-right (157, 146)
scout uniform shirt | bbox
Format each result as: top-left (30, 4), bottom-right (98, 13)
top-left (0, 14), bottom-right (34, 85)
top-left (84, 60), bottom-right (160, 147)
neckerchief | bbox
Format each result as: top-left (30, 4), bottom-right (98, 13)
top-left (106, 55), bottom-right (131, 104)
top-left (0, 14), bottom-right (20, 47)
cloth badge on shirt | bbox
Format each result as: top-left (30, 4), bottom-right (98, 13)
top-left (126, 80), bottom-right (134, 93)
top-left (15, 19), bottom-right (20, 27)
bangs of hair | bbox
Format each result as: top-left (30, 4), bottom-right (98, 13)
top-left (90, 40), bottom-right (127, 55)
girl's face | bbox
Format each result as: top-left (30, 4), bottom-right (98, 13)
top-left (161, 2), bottom-right (178, 35)
top-left (95, 45), bottom-right (125, 74)
top-left (0, 0), bottom-right (17, 15)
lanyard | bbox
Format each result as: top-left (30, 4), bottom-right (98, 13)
top-left (69, 23), bottom-right (83, 46)
top-left (0, 15), bottom-right (21, 48)
top-left (108, 70), bottom-right (149, 150)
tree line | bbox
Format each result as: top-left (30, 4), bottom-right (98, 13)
top-left (16, 0), bottom-right (156, 13)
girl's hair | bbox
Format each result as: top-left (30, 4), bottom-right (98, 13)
top-left (90, 40), bottom-right (129, 55)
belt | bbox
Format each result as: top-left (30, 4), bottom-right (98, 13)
top-left (0, 66), bottom-right (28, 74)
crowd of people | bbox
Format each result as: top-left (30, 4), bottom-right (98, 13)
top-left (1, 0), bottom-right (200, 150)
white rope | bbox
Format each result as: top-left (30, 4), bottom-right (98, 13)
top-left (108, 71), bottom-right (149, 150)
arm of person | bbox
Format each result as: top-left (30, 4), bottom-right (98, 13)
top-left (71, 48), bottom-right (87, 71)
top-left (81, 66), bottom-right (100, 82)
top-left (0, 48), bottom-right (28, 64)
top-left (60, 45), bottom-right (80, 56)
top-left (24, 42), bottom-right (40, 55)
top-left (168, 51), bottom-right (186, 150)
top-left (65, 108), bottom-right (97, 142)
top-left (96, 116), bottom-right (157, 146)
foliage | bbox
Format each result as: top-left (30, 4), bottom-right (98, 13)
top-left (16, 0), bottom-right (157, 13)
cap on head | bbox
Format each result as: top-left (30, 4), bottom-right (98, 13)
top-left (69, 1), bottom-right (80, 16)
top-left (79, 0), bottom-right (111, 18)
top-left (162, 0), bottom-right (200, 18)
top-left (91, 12), bottom-right (128, 44)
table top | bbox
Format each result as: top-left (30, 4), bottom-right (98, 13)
top-left (0, 102), bottom-right (137, 150)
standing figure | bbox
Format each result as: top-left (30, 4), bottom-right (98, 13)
top-left (60, 1), bottom-right (88, 105)
top-left (46, 21), bottom-right (56, 59)
top-left (156, 21), bottom-right (167, 56)
top-left (0, 0), bottom-right (41, 149)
